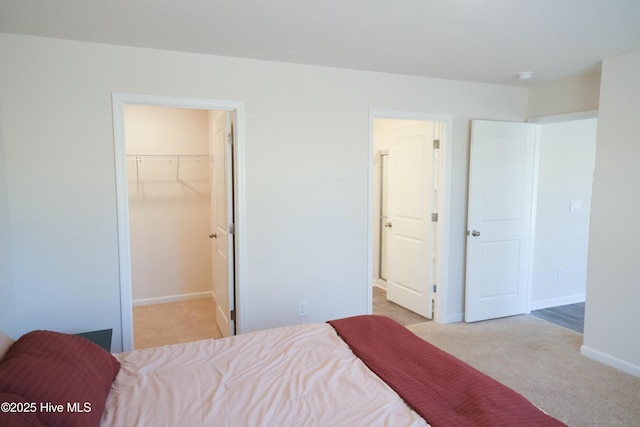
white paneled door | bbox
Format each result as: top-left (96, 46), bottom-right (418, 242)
top-left (386, 123), bottom-right (435, 319)
top-left (211, 112), bottom-right (236, 337)
top-left (465, 120), bottom-right (537, 322)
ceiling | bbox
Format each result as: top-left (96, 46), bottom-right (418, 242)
top-left (1, 0), bottom-right (640, 86)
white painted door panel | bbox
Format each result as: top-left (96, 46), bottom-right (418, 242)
top-left (465, 120), bottom-right (536, 322)
top-left (212, 112), bottom-right (235, 337)
top-left (386, 123), bottom-right (434, 318)
top-left (380, 154), bottom-right (389, 280)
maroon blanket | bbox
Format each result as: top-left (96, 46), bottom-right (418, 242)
top-left (328, 315), bottom-right (566, 427)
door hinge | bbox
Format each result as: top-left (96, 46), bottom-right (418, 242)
top-left (431, 213), bottom-right (438, 222)
top-left (433, 139), bottom-right (440, 150)
top-left (433, 284), bottom-right (437, 293)
top-left (228, 223), bottom-right (235, 235)
top-left (230, 310), bottom-right (236, 321)
top-left (227, 132), bottom-right (233, 145)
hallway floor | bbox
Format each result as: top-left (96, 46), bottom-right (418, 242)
top-left (372, 286), bottom-right (430, 326)
top-left (531, 302), bottom-right (585, 333)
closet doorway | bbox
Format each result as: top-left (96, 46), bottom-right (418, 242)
top-left (112, 94), bottom-right (244, 352)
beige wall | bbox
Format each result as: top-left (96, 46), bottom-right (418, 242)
top-left (528, 73), bottom-right (601, 118)
top-left (582, 50), bottom-right (640, 376)
top-left (125, 106), bottom-right (212, 304)
top-left (531, 118), bottom-right (597, 308)
top-left (0, 34), bottom-right (528, 350)
top-left (125, 105), bottom-right (211, 155)
top-left (1, 33), bottom-right (634, 374)
top-left (526, 63), bottom-right (640, 375)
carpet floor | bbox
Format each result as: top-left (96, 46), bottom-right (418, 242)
top-left (408, 315), bottom-right (640, 427)
top-left (134, 288), bottom-right (425, 350)
top-left (133, 298), bottom-right (222, 350)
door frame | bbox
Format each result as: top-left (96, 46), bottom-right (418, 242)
top-left (464, 111), bottom-right (599, 321)
top-left (368, 109), bottom-right (453, 323)
top-left (526, 109), bottom-right (598, 311)
top-left (112, 93), bottom-right (246, 352)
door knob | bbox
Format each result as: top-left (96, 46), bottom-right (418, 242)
top-left (384, 222), bottom-right (393, 228)
top-left (209, 233), bottom-right (217, 239)
top-left (471, 230), bottom-right (481, 237)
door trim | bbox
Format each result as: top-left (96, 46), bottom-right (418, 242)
top-left (112, 93), bottom-right (246, 352)
top-left (368, 109), bottom-right (453, 323)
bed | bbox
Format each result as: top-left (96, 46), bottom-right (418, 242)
top-left (0, 315), bottom-right (565, 426)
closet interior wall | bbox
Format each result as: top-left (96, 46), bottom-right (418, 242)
top-left (125, 105), bottom-right (214, 305)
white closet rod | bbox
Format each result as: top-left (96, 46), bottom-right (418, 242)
top-left (126, 154), bottom-right (209, 159)
top-left (126, 154), bottom-right (210, 182)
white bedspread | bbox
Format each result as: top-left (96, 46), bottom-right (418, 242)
top-left (100, 323), bottom-right (428, 427)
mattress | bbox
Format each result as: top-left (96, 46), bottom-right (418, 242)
top-left (100, 322), bottom-right (429, 426)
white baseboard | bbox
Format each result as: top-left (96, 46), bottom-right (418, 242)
top-left (133, 291), bottom-right (214, 307)
top-left (580, 345), bottom-right (640, 378)
top-left (372, 279), bottom-right (387, 290)
top-left (442, 312), bottom-right (464, 324)
top-left (529, 294), bottom-right (585, 311)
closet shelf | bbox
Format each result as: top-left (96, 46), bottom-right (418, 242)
top-left (126, 153), bottom-right (210, 159)
top-left (126, 154), bottom-right (211, 183)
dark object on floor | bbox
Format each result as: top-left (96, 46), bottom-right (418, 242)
top-left (75, 328), bottom-right (113, 351)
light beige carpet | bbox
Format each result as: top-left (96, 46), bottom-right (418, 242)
top-left (408, 315), bottom-right (640, 427)
top-left (133, 298), bottom-right (222, 350)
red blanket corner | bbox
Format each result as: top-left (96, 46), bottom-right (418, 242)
top-left (328, 315), bottom-right (566, 427)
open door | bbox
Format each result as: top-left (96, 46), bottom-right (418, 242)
top-left (211, 111), bottom-right (236, 337)
top-left (465, 120), bottom-right (537, 322)
top-left (386, 122), bottom-right (435, 318)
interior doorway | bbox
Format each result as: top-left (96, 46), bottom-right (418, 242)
top-left (112, 94), bottom-right (245, 352)
top-left (369, 110), bottom-right (452, 324)
top-left (124, 105), bottom-right (234, 348)
top-left (465, 114), bottom-right (597, 324)
top-left (527, 115), bottom-right (596, 335)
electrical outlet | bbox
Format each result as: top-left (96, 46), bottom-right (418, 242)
top-left (298, 301), bottom-right (309, 317)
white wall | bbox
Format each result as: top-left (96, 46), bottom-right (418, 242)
top-left (531, 118), bottom-right (597, 309)
top-left (0, 100), bottom-right (16, 336)
top-left (0, 34), bottom-right (528, 350)
top-left (125, 105), bottom-right (212, 303)
top-left (582, 50), bottom-right (640, 376)
top-left (528, 73), bottom-right (601, 118)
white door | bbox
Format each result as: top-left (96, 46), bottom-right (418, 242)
top-left (379, 153), bottom-right (389, 280)
top-left (386, 122), bottom-right (434, 318)
top-left (465, 120), bottom-right (537, 322)
top-left (211, 111), bottom-right (235, 337)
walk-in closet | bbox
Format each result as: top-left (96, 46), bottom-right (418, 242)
top-left (124, 105), bottom-right (223, 348)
